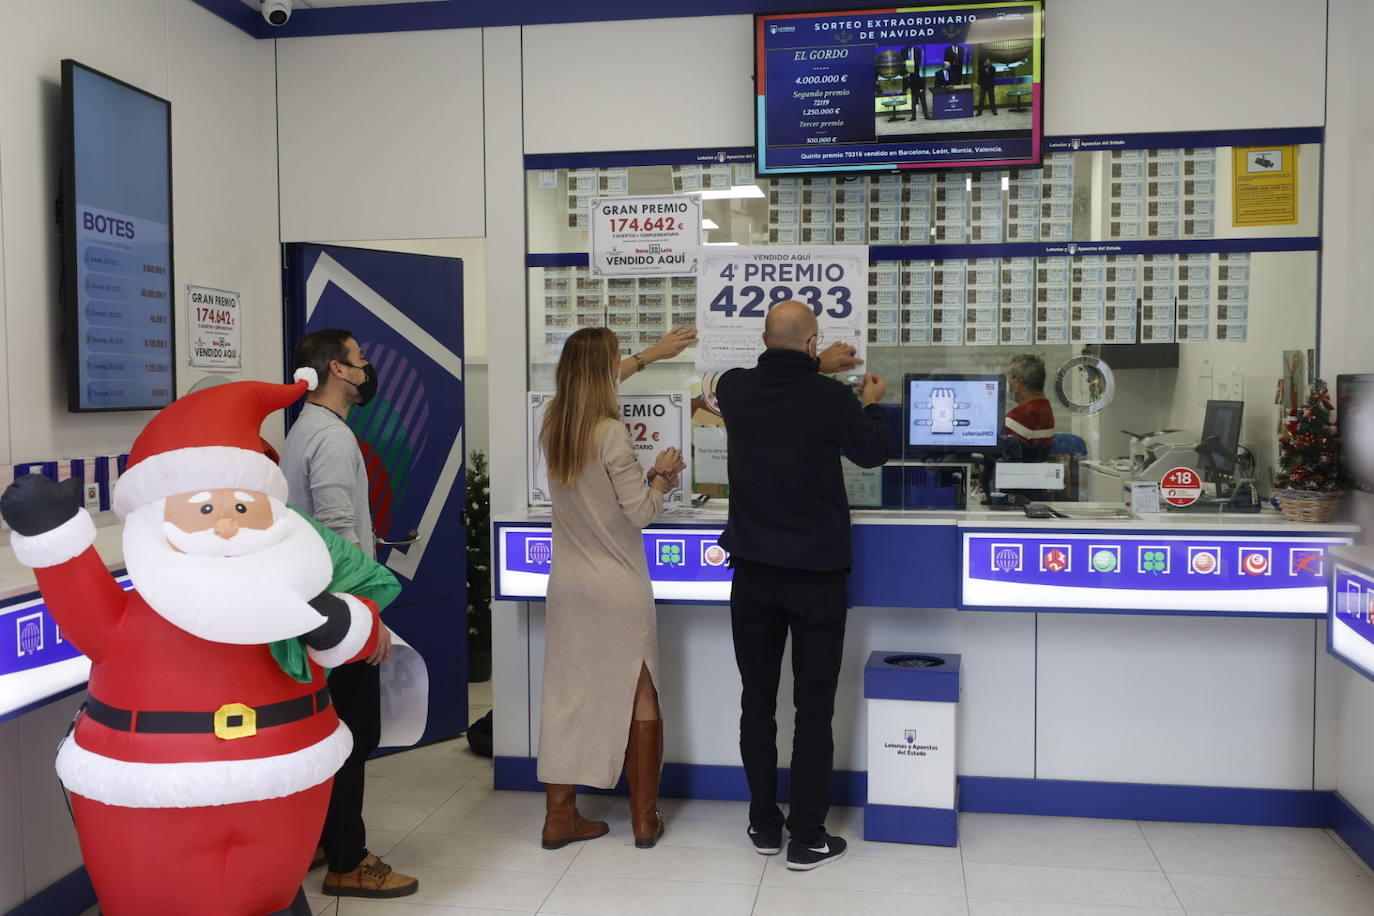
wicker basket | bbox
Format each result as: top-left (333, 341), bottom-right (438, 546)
top-left (1274, 488), bottom-right (1345, 523)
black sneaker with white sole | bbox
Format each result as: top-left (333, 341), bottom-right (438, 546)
top-left (747, 824), bottom-right (783, 855)
top-left (785, 832), bottom-right (847, 871)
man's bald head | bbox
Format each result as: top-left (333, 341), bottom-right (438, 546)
top-left (763, 300), bottom-right (818, 353)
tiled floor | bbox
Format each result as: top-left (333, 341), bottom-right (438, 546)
top-left (82, 679), bottom-right (1374, 915)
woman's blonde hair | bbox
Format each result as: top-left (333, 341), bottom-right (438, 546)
top-left (541, 327), bottom-right (620, 486)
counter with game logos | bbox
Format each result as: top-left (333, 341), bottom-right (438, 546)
top-left (494, 504), bottom-right (1353, 617)
top-left (491, 504), bottom-right (1365, 833)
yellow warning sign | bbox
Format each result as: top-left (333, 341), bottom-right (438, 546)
top-left (1232, 146), bottom-right (1298, 226)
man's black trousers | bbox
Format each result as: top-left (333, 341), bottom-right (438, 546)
top-left (321, 659), bottom-right (381, 873)
top-left (730, 562), bottom-right (848, 847)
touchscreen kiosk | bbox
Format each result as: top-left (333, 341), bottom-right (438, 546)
top-left (904, 373), bottom-right (1005, 454)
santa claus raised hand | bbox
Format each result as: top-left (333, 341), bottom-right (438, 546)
top-left (0, 373), bottom-right (381, 916)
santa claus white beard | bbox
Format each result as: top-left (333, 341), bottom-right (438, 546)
top-left (122, 498), bottom-right (335, 645)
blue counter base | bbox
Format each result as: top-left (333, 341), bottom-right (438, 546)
top-left (959, 776), bottom-right (1333, 827)
top-left (5, 864), bottom-right (95, 916)
top-left (493, 756), bottom-right (1374, 870)
top-left (1332, 792), bottom-right (1374, 873)
top-left (864, 802), bottom-right (958, 846)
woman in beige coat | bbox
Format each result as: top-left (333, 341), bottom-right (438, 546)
top-left (537, 326), bottom-right (690, 850)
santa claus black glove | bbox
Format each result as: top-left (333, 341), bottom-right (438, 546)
top-left (0, 475), bottom-right (84, 537)
top-left (302, 592), bottom-right (350, 650)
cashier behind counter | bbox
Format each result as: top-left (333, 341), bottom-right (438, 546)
top-left (1004, 354), bottom-right (1056, 457)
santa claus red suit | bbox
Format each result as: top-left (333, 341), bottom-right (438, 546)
top-left (1, 374), bottom-right (380, 916)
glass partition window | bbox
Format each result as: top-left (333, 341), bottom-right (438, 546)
top-left (525, 143), bottom-right (1320, 511)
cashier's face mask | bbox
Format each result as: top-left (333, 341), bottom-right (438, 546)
top-left (342, 360), bottom-right (379, 406)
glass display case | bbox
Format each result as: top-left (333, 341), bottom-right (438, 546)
top-left (524, 138), bottom-right (1321, 512)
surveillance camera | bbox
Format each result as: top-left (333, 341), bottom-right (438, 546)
top-left (260, 1), bottom-right (291, 26)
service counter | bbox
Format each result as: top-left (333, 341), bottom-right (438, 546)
top-left (491, 503), bottom-right (1365, 828)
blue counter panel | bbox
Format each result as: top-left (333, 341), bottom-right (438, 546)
top-left (850, 524), bottom-right (957, 609)
top-left (495, 522), bottom-right (732, 604)
top-left (961, 529), bottom-right (1351, 617)
top-left (0, 574), bottom-right (130, 722)
top-left (1329, 562), bottom-right (1374, 683)
top-left (495, 520), bottom-right (956, 608)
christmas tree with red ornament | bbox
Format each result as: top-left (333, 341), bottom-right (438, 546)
top-left (1276, 379), bottom-right (1341, 492)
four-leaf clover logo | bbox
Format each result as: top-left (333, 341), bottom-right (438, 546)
top-left (1142, 550), bottom-right (1168, 574)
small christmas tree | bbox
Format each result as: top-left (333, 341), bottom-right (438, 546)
top-left (1275, 379), bottom-right (1341, 492)
top-left (464, 450), bottom-right (492, 655)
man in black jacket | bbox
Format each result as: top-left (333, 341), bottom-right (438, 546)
top-left (716, 301), bottom-right (890, 871)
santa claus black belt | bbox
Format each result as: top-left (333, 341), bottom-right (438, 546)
top-left (83, 687), bottom-right (331, 740)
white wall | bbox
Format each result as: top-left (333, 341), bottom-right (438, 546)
top-left (522, 16), bottom-right (756, 154)
top-left (276, 29), bottom-right (486, 243)
top-left (1320, 0), bottom-right (1374, 822)
top-left (519, 2), bottom-right (1328, 158)
top-left (1046, 0), bottom-right (1326, 135)
top-left (0, 0), bottom-right (281, 906)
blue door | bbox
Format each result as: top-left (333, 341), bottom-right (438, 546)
top-left (284, 243), bottom-right (467, 746)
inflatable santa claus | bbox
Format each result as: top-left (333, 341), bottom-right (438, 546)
top-left (0, 373), bottom-right (380, 916)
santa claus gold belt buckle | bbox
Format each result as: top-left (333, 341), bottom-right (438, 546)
top-left (213, 703), bottom-right (258, 740)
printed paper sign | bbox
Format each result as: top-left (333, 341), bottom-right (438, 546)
top-left (1232, 145), bottom-right (1298, 226)
top-left (589, 194), bottom-right (701, 277)
top-left (187, 285), bottom-right (241, 370)
top-left (696, 245), bottom-right (868, 373)
top-left (528, 391), bottom-right (691, 506)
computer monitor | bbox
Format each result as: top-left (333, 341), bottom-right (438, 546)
top-left (903, 373), bottom-right (1005, 455)
top-left (1337, 374), bottom-right (1374, 492)
top-left (1197, 399), bottom-right (1244, 476)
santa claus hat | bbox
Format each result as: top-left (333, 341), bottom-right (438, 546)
top-left (112, 369), bottom-right (319, 520)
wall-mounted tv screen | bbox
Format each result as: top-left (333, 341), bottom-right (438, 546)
top-left (61, 59), bottom-right (174, 412)
top-left (755, 2), bottom-right (1044, 176)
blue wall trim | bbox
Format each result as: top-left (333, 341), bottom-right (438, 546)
top-left (187, 1), bottom-right (875, 39)
top-left (867, 237), bottom-right (1320, 262)
top-left (1045, 126), bottom-right (1323, 152)
top-left (495, 756), bottom-right (868, 807)
top-left (494, 756), bottom-right (1374, 871)
top-left (960, 776), bottom-right (1332, 827)
top-left (864, 802), bottom-right (958, 847)
top-left (4, 865), bottom-right (96, 916)
top-left (525, 253), bottom-right (590, 268)
top-left (1332, 792), bottom-right (1374, 874)
top-left (529, 240), bottom-right (1318, 269)
top-left (525, 147), bottom-right (756, 171)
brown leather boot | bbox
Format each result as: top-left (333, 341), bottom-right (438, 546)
top-left (627, 718), bottom-right (665, 848)
top-left (542, 783), bottom-right (610, 850)
top-left (321, 853), bottom-right (418, 898)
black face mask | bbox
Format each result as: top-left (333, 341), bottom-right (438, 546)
top-left (342, 361), bottom-right (378, 406)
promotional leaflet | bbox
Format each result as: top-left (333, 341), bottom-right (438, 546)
top-left (696, 245), bottom-right (868, 373)
top-left (589, 194), bottom-right (701, 277)
top-left (186, 285), bottom-right (241, 370)
top-left (528, 391), bottom-right (691, 506)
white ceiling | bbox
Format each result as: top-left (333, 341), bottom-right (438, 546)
top-left (239, 0), bottom-right (450, 9)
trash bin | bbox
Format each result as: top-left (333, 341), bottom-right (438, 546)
top-left (863, 650), bottom-right (960, 846)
